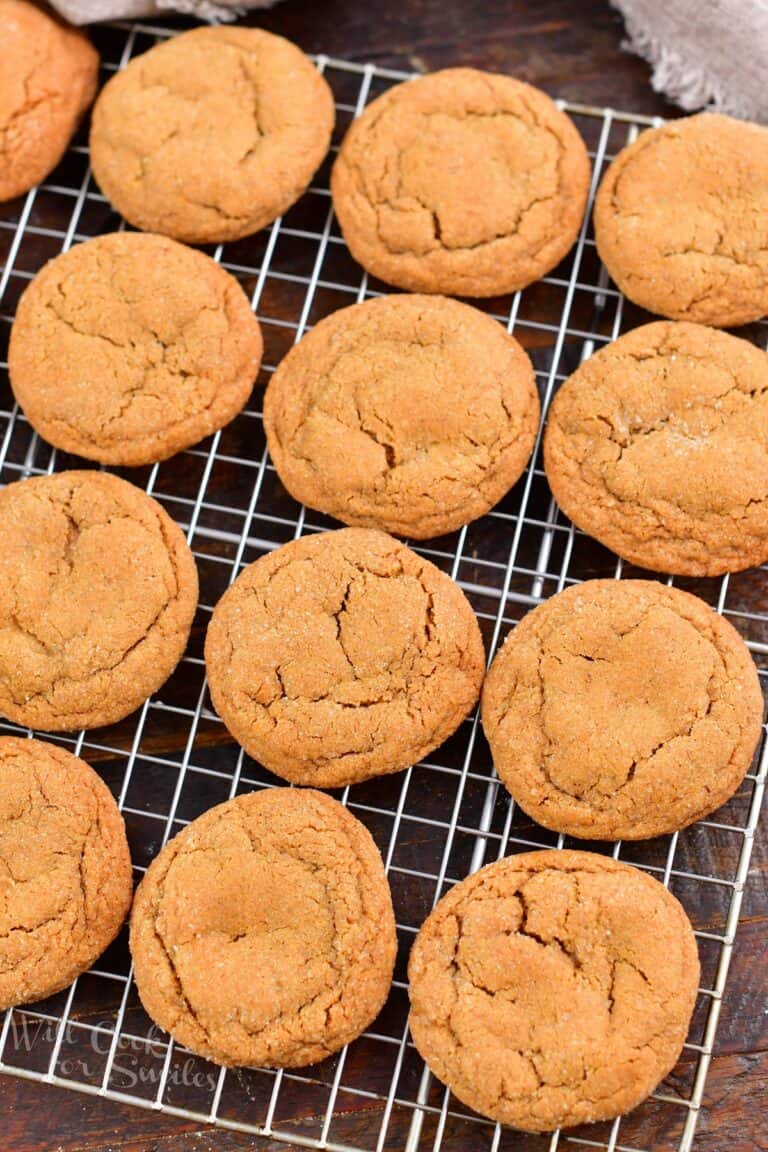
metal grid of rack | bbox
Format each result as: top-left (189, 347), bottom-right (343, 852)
top-left (0, 22), bottom-right (765, 1152)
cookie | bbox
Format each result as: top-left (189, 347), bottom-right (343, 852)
top-left (0, 735), bottom-right (132, 1009)
top-left (205, 527), bottom-right (484, 788)
top-left (0, 470), bottom-right (198, 731)
top-left (89, 27), bottom-right (335, 244)
top-left (130, 787), bottom-right (396, 1067)
top-left (0, 0), bottom-right (98, 203)
top-left (264, 294), bottom-right (539, 538)
top-left (408, 849), bottom-right (700, 1131)
top-left (9, 232), bottom-right (263, 466)
top-left (594, 113), bottom-right (768, 328)
top-left (482, 580), bottom-right (763, 840)
top-left (331, 68), bottom-right (590, 297)
top-left (543, 321), bottom-right (768, 576)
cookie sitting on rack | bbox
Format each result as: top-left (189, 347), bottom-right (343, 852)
top-left (331, 67), bottom-right (590, 297)
top-left (0, 0), bottom-right (98, 203)
top-left (0, 471), bottom-right (198, 732)
top-left (264, 293), bottom-right (540, 538)
top-left (0, 736), bottom-right (132, 1010)
top-left (205, 527), bottom-right (485, 788)
top-left (594, 113), bottom-right (768, 328)
top-left (9, 232), bottom-right (263, 466)
top-left (408, 849), bottom-right (700, 1131)
top-left (89, 27), bottom-right (335, 244)
top-left (482, 579), bottom-right (763, 840)
top-left (130, 787), bottom-right (396, 1068)
top-left (544, 321), bottom-right (768, 576)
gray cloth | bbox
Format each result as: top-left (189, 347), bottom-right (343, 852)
top-left (50, 0), bottom-right (276, 23)
top-left (612, 0), bottom-right (768, 123)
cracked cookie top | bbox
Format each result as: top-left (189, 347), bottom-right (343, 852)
top-left (482, 580), bottom-right (763, 840)
top-left (9, 232), bottom-right (263, 466)
top-left (0, 735), bottom-right (132, 1009)
top-left (543, 321), bottom-right (768, 576)
top-left (0, 471), bottom-right (198, 732)
top-left (331, 68), bottom-right (591, 297)
top-left (408, 849), bottom-right (700, 1131)
top-left (594, 113), bottom-right (768, 328)
top-left (130, 787), bottom-right (396, 1067)
top-left (205, 527), bottom-right (485, 788)
top-left (89, 27), bottom-right (335, 244)
top-left (0, 0), bottom-right (98, 203)
top-left (263, 294), bottom-right (539, 539)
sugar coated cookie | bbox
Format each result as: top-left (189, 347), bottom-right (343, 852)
top-left (9, 232), bottom-right (263, 466)
top-left (0, 471), bottom-right (198, 731)
top-left (0, 0), bottom-right (98, 202)
top-left (264, 294), bottom-right (539, 538)
top-left (0, 735), bottom-right (132, 1009)
top-left (332, 68), bottom-right (590, 296)
top-left (544, 321), bottom-right (768, 576)
top-left (594, 114), bottom-right (768, 327)
top-left (90, 27), bottom-right (334, 243)
top-left (482, 580), bottom-right (763, 839)
top-left (408, 849), bottom-right (699, 1131)
top-left (205, 527), bottom-right (484, 787)
top-left (130, 787), bottom-right (396, 1067)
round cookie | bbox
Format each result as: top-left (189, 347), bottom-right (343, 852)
top-left (0, 470), bottom-right (198, 731)
top-left (482, 580), bottom-right (763, 840)
top-left (264, 294), bottom-right (540, 538)
top-left (89, 27), bottom-right (335, 244)
top-left (9, 232), bottom-right (263, 466)
top-left (130, 787), bottom-right (396, 1067)
top-left (331, 68), bottom-right (591, 297)
top-left (0, 736), bottom-right (132, 1009)
top-left (408, 849), bottom-right (700, 1131)
top-left (205, 527), bottom-right (484, 788)
top-left (0, 0), bottom-right (98, 203)
top-left (543, 321), bottom-right (768, 576)
top-left (594, 113), bottom-right (768, 328)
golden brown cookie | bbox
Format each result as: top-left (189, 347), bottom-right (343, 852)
top-left (543, 321), bottom-right (768, 576)
top-left (0, 0), bottom-right (98, 203)
top-left (9, 233), bottom-right (263, 466)
top-left (89, 27), bottom-right (334, 244)
top-left (263, 294), bottom-right (539, 538)
top-left (594, 113), bottom-right (768, 328)
top-left (0, 735), bottom-right (132, 1009)
top-left (130, 787), bottom-right (396, 1067)
top-left (0, 470), bottom-right (198, 731)
top-left (482, 580), bottom-right (763, 840)
top-left (408, 849), bottom-right (700, 1131)
top-left (331, 68), bottom-right (590, 297)
top-left (205, 527), bottom-right (484, 788)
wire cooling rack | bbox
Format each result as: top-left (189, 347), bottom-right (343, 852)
top-left (0, 21), bottom-right (766, 1152)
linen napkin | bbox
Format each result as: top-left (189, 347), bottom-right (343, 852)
top-left (612, 0), bottom-right (768, 122)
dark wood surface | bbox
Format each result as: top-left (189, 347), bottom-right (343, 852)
top-left (2, 1), bottom-right (765, 1150)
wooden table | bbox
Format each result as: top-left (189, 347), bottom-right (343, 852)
top-left (3, 2), bottom-right (765, 1150)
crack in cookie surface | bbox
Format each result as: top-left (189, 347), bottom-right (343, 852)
top-left (408, 850), bottom-right (700, 1131)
